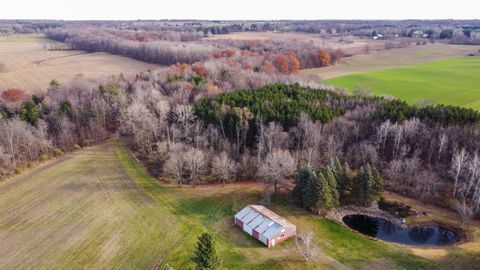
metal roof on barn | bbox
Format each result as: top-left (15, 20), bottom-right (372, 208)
top-left (234, 205), bottom-right (296, 238)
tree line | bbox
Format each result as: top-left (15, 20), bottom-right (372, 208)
top-left (2, 75), bottom-right (480, 222)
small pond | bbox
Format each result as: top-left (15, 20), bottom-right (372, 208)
top-left (343, 214), bottom-right (460, 246)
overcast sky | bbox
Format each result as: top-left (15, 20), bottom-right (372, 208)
top-left (1, 0), bottom-right (478, 20)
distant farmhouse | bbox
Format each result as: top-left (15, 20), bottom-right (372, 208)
top-left (234, 205), bottom-right (296, 247)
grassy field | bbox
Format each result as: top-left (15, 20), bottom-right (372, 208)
top-left (0, 34), bottom-right (158, 93)
top-left (301, 43), bottom-right (480, 80)
top-left (0, 142), bottom-right (477, 270)
top-left (324, 56), bottom-right (480, 109)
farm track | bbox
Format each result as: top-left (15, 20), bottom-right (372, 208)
top-left (31, 51), bottom-right (89, 65)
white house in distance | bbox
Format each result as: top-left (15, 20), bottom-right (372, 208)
top-left (234, 205), bottom-right (297, 247)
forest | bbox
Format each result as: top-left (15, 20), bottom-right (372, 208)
top-left (2, 73), bottom-right (480, 224)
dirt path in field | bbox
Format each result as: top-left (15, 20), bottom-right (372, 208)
top-left (31, 51), bottom-right (90, 65)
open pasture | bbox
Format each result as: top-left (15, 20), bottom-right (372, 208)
top-left (325, 56), bottom-right (480, 109)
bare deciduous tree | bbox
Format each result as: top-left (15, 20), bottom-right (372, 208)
top-left (212, 152), bottom-right (236, 186)
top-left (376, 120), bottom-right (391, 151)
top-left (233, 107), bottom-right (253, 154)
top-left (438, 133), bottom-right (448, 162)
top-left (184, 148), bottom-right (207, 187)
top-left (451, 148), bottom-right (468, 196)
top-left (391, 123), bottom-right (403, 159)
top-left (0, 118), bottom-right (50, 169)
top-left (0, 146), bottom-right (11, 168)
top-left (172, 104), bottom-right (196, 140)
top-left (163, 143), bottom-right (186, 184)
top-left (257, 149), bottom-right (296, 194)
top-left (294, 230), bottom-right (319, 262)
top-left (121, 102), bottom-right (158, 154)
top-left (454, 198), bottom-right (473, 227)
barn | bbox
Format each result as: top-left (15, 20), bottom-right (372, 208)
top-left (234, 205), bottom-right (296, 247)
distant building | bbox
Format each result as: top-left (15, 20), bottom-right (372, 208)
top-left (412, 30), bottom-right (425, 38)
top-left (234, 205), bottom-right (297, 247)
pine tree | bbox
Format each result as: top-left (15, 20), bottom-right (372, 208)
top-left (342, 162), bottom-right (353, 195)
top-left (291, 166), bottom-right (315, 207)
top-left (192, 233), bottom-right (220, 270)
top-left (325, 166), bottom-right (339, 208)
top-left (319, 171), bottom-right (336, 213)
top-left (353, 164), bottom-right (383, 207)
top-left (302, 169), bottom-right (320, 212)
top-left (330, 158), bottom-right (353, 201)
top-left (370, 165), bottom-right (384, 195)
top-left (353, 166), bottom-right (371, 206)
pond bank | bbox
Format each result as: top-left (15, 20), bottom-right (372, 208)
top-left (326, 202), bottom-right (467, 246)
top-left (326, 202), bottom-right (404, 227)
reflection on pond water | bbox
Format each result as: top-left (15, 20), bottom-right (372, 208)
top-left (342, 214), bottom-right (460, 246)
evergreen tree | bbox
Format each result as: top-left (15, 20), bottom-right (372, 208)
top-left (330, 158), bottom-right (353, 202)
top-left (342, 162), bottom-right (353, 195)
top-left (353, 164), bottom-right (383, 206)
top-left (370, 165), bottom-right (384, 195)
top-left (291, 166), bottom-right (316, 207)
top-left (324, 166), bottom-right (340, 208)
top-left (302, 169), bottom-right (320, 212)
top-left (317, 172), bottom-right (334, 213)
top-left (192, 233), bottom-right (220, 270)
top-left (353, 166), bottom-right (372, 206)
top-left (19, 100), bottom-right (39, 126)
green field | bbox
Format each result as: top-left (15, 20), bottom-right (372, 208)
top-left (1, 142), bottom-right (477, 270)
top-left (325, 57), bottom-right (480, 109)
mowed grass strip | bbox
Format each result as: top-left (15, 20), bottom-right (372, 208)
top-left (325, 57), bottom-right (480, 109)
top-left (0, 142), bottom-right (449, 269)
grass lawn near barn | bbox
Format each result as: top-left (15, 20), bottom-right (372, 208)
top-left (325, 57), bottom-right (480, 110)
top-left (0, 141), bottom-right (469, 270)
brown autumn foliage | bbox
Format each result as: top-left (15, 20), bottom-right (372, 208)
top-left (273, 54), bottom-right (290, 74)
top-left (222, 49), bottom-right (236, 58)
top-left (213, 50), bottom-right (223, 58)
top-left (205, 83), bottom-right (221, 96)
top-left (192, 65), bottom-right (207, 77)
top-left (262, 60), bottom-right (276, 74)
top-left (1, 89), bottom-right (25, 102)
top-left (287, 52), bottom-right (301, 74)
top-left (176, 63), bottom-right (191, 72)
top-left (317, 50), bottom-right (332, 67)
